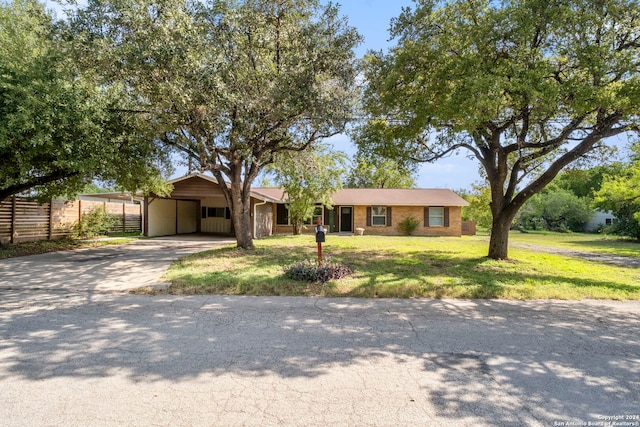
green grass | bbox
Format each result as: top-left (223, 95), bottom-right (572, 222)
top-left (505, 230), bottom-right (640, 257)
top-left (154, 234), bottom-right (640, 300)
top-left (0, 237), bottom-right (139, 259)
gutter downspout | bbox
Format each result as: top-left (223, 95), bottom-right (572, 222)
top-left (253, 199), bottom-right (267, 239)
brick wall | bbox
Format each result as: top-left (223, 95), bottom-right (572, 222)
top-left (353, 206), bottom-right (463, 237)
top-left (269, 205), bottom-right (465, 237)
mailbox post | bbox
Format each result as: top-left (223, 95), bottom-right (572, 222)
top-left (315, 217), bottom-right (326, 265)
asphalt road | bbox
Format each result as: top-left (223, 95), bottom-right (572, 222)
top-left (0, 238), bottom-right (639, 426)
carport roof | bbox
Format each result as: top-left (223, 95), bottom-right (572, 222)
top-left (168, 173), bottom-right (220, 185)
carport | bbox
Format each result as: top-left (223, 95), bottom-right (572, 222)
top-left (143, 174), bottom-right (277, 239)
top-left (144, 174), bottom-right (230, 237)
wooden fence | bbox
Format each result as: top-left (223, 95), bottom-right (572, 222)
top-left (461, 220), bottom-right (477, 236)
top-left (0, 197), bottom-right (142, 244)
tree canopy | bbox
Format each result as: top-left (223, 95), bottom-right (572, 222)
top-left (72, 0), bottom-right (361, 248)
top-left (345, 153), bottom-right (417, 189)
top-left (0, 0), bottom-right (171, 202)
top-left (358, 0), bottom-right (640, 259)
top-left (594, 143), bottom-right (640, 239)
top-left (268, 144), bottom-right (348, 235)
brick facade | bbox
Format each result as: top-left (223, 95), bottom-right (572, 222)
top-left (273, 205), bottom-right (464, 237)
top-left (352, 205), bottom-right (463, 237)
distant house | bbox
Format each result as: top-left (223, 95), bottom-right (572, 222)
top-left (142, 174), bottom-right (470, 238)
top-left (584, 210), bottom-right (617, 232)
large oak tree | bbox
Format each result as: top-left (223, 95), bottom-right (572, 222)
top-left (0, 0), bottom-right (171, 202)
top-left (72, 0), bottom-right (361, 249)
top-left (358, 0), bottom-right (640, 259)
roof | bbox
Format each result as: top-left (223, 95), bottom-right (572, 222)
top-left (78, 192), bottom-right (143, 203)
top-left (251, 187), bottom-right (469, 207)
top-left (251, 187), bottom-right (286, 203)
top-left (168, 173), bottom-right (220, 185)
top-left (333, 188), bottom-right (469, 207)
top-left (161, 175), bottom-right (469, 207)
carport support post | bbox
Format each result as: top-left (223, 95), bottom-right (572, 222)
top-left (143, 196), bottom-right (149, 237)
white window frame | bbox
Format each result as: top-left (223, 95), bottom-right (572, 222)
top-left (371, 206), bottom-right (387, 226)
top-left (303, 205), bottom-right (324, 225)
top-left (429, 207), bottom-right (444, 227)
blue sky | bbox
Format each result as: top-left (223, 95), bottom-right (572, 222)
top-left (325, 0), bottom-right (482, 190)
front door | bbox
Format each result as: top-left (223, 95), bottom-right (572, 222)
top-left (340, 206), bottom-right (353, 232)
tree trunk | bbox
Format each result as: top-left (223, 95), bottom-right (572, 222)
top-left (487, 202), bottom-right (520, 259)
top-left (292, 222), bottom-right (303, 235)
top-left (488, 210), bottom-right (516, 260)
top-left (228, 179), bottom-right (254, 249)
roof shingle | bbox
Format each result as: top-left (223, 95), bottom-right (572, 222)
top-left (251, 187), bottom-right (469, 207)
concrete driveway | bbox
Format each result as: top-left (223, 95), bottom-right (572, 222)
top-left (0, 235), bottom-right (235, 293)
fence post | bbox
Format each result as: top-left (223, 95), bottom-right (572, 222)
top-left (48, 198), bottom-right (53, 240)
top-left (10, 196), bottom-right (16, 244)
top-left (122, 203), bottom-right (126, 233)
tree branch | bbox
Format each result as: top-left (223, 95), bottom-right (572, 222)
top-left (0, 170), bottom-right (81, 202)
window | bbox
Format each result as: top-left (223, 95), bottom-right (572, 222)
top-left (276, 204), bottom-right (289, 225)
top-left (203, 207), bottom-right (227, 218)
top-left (304, 205), bottom-right (324, 225)
top-left (429, 207), bottom-right (444, 227)
top-left (371, 206), bottom-right (387, 226)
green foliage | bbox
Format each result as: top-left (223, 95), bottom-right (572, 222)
top-left (71, 0), bottom-right (362, 248)
top-left (594, 144), bottom-right (640, 239)
top-left (0, 0), bottom-right (171, 202)
top-left (397, 216), bottom-right (420, 236)
top-left (346, 153), bottom-right (417, 188)
top-left (268, 144), bottom-right (348, 234)
top-left (358, 0), bottom-right (640, 259)
top-left (552, 166), bottom-right (623, 199)
top-left (517, 189), bottom-right (594, 232)
top-left (70, 206), bottom-right (118, 239)
top-left (283, 258), bottom-right (354, 284)
top-left (460, 183), bottom-right (493, 229)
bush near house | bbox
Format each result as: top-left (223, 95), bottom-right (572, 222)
top-left (397, 216), bottom-right (421, 235)
top-left (70, 206), bottom-right (118, 239)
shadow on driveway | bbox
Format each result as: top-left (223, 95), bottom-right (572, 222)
top-left (0, 234), bottom-right (235, 294)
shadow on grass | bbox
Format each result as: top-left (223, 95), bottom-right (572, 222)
top-left (161, 244), bottom-right (640, 299)
top-left (564, 237), bottom-right (640, 256)
top-left (339, 250), bottom-right (639, 299)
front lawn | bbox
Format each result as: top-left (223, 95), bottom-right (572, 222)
top-left (152, 235), bottom-right (640, 300)
top-left (505, 230), bottom-right (640, 257)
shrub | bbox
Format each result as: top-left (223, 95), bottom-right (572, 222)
top-left (283, 258), bottom-right (354, 283)
top-left (71, 206), bottom-right (117, 239)
top-left (397, 216), bottom-right (421, 235)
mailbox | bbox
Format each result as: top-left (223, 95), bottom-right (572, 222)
top-left (315, 225), bottom-right (326, 243)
